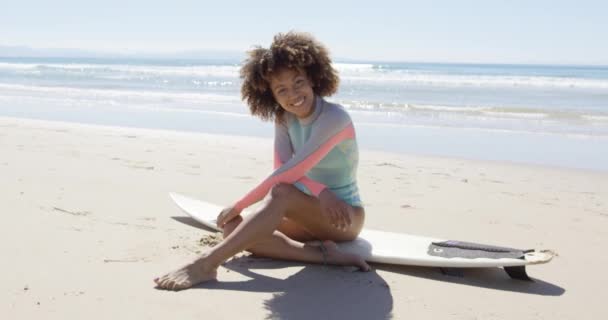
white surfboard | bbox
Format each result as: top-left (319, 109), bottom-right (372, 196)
top-left (169, 192), bottom-right (555, 280)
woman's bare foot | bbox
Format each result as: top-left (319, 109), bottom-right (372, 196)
top-left (154, 255), bottom-right (218, 291)
top-left (154, 240), bottom-right (369, 291)
top-left (309, 240), bottom-right (370, 271)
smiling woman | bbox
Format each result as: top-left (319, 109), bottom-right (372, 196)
top-left (239, 31), bottom-right (339, 121)
top-left (269, 68), bottom-right (315, 119)
top-left (155, 31), bottom-right (369, 291)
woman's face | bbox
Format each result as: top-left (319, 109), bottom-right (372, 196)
top-left (269, 68), bottom-right (315, 119)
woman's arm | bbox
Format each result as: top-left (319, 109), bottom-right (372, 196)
top-left (233, 106), bottom-right (355, 211)
top-left (273, 120), bottom-right (328, 196)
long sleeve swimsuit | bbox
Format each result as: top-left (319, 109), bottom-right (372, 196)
top-left (233, 96), bottom-right (362, 211)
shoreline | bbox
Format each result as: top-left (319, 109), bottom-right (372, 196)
top-left (2, 114), bottom-right (608, 174)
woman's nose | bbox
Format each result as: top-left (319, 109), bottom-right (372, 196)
top-left (286, 87), bottom-right (298, 99)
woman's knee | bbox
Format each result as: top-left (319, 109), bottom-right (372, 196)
top-left (222, 215), bottom-right (243, 238)
top-left (270, 183), bottom-right (298, 200)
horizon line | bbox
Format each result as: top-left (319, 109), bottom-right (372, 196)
top-left (0, 44), bottom-right (607, 68)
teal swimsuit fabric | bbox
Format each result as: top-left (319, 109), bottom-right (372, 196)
top-left (276, 97), bottom-right (362, 207)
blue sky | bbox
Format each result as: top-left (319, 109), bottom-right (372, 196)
top-left (2, 0), bottom-right (607, 64)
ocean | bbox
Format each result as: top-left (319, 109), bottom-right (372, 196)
top-left (1, 57), bottom-right (607, 171)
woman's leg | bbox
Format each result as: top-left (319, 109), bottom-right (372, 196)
top-left (219, 216), bottom-right (360, 265)
top-left (154, 184), bottom-right (367, 290)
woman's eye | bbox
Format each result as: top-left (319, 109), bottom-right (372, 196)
top-left (277, 89), bottom-right (286, 96)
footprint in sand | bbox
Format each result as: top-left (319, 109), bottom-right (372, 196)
top-left (127, 165), bottom-right (155, 170)
top-left (485, 179), bottom-right (505, 184)
top-left (516, 223), bottom-right (533, 229)
top-left (121, 159), bottom-right (155, 170)
top-left (431, 172), bottom-right (451, 178)
top-left (376, 162), bottom-right (404, 169)
top-left (52, 207), bottom-right (92, 216)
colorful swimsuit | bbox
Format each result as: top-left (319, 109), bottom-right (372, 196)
top-left (233, 96), bottom-right (362, 211)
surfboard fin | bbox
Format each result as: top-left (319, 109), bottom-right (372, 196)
top-left (504, 266), bottom-right (532, 281)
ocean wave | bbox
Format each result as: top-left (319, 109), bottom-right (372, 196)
top-left (582, 115), bottom-right (608, 122)
top-left (0, 83), bottom-right (242, 105)
top-left (338, 72), bottom-right (608, 89)
top-left (3, 61), bottom-right (608, 90)
top-left (333, 63), bottom-right (375, 71)
top-left (0, 62), bottom-right (240, 78)
top-left (2, 82), bottom-right (607, 139)
top-left (339, 100), bottom-right (608, 123)
top-left (353, 121), bottom-right (608, 139)
top-left (2, 82), bottom-right (604, 125)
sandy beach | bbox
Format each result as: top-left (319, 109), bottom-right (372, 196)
top-left (2, 115), bottom-right (607, 319)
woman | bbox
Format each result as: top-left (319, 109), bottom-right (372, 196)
top-left (155, 32), bottom-right (369, 291)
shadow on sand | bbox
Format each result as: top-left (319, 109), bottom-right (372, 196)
top-left (374, 263), bottom-right (565, 297)
top-left (171, 217), bottom-right (394, 319)
top-left (190, 256), bottom-right (563, 320)
top-left (196, 256), bottom-right (394, 320)
top-left (171, 217), bottom-right (564, 318)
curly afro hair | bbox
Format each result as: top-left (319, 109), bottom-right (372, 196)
top-left (240, 31), bottom-right (339, 121)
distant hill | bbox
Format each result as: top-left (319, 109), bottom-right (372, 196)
top-left (0, 45), bottom-right (246, 61)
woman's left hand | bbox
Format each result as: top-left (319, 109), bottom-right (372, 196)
top-left (216, 206), bottom-right (242, 229)
top-left (319, 189), bottom-right (353, 231)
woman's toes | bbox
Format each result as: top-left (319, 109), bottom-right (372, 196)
top-left (360, 262), bottom-right (371, 272)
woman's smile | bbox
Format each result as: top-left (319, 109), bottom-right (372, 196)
top-left (270, 68), bottom-right (315, 119)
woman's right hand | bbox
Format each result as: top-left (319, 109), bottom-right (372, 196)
top-left (216, 206), bottom-right (242, 229)
top-left (319, 189), bottom-right (353, 231)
